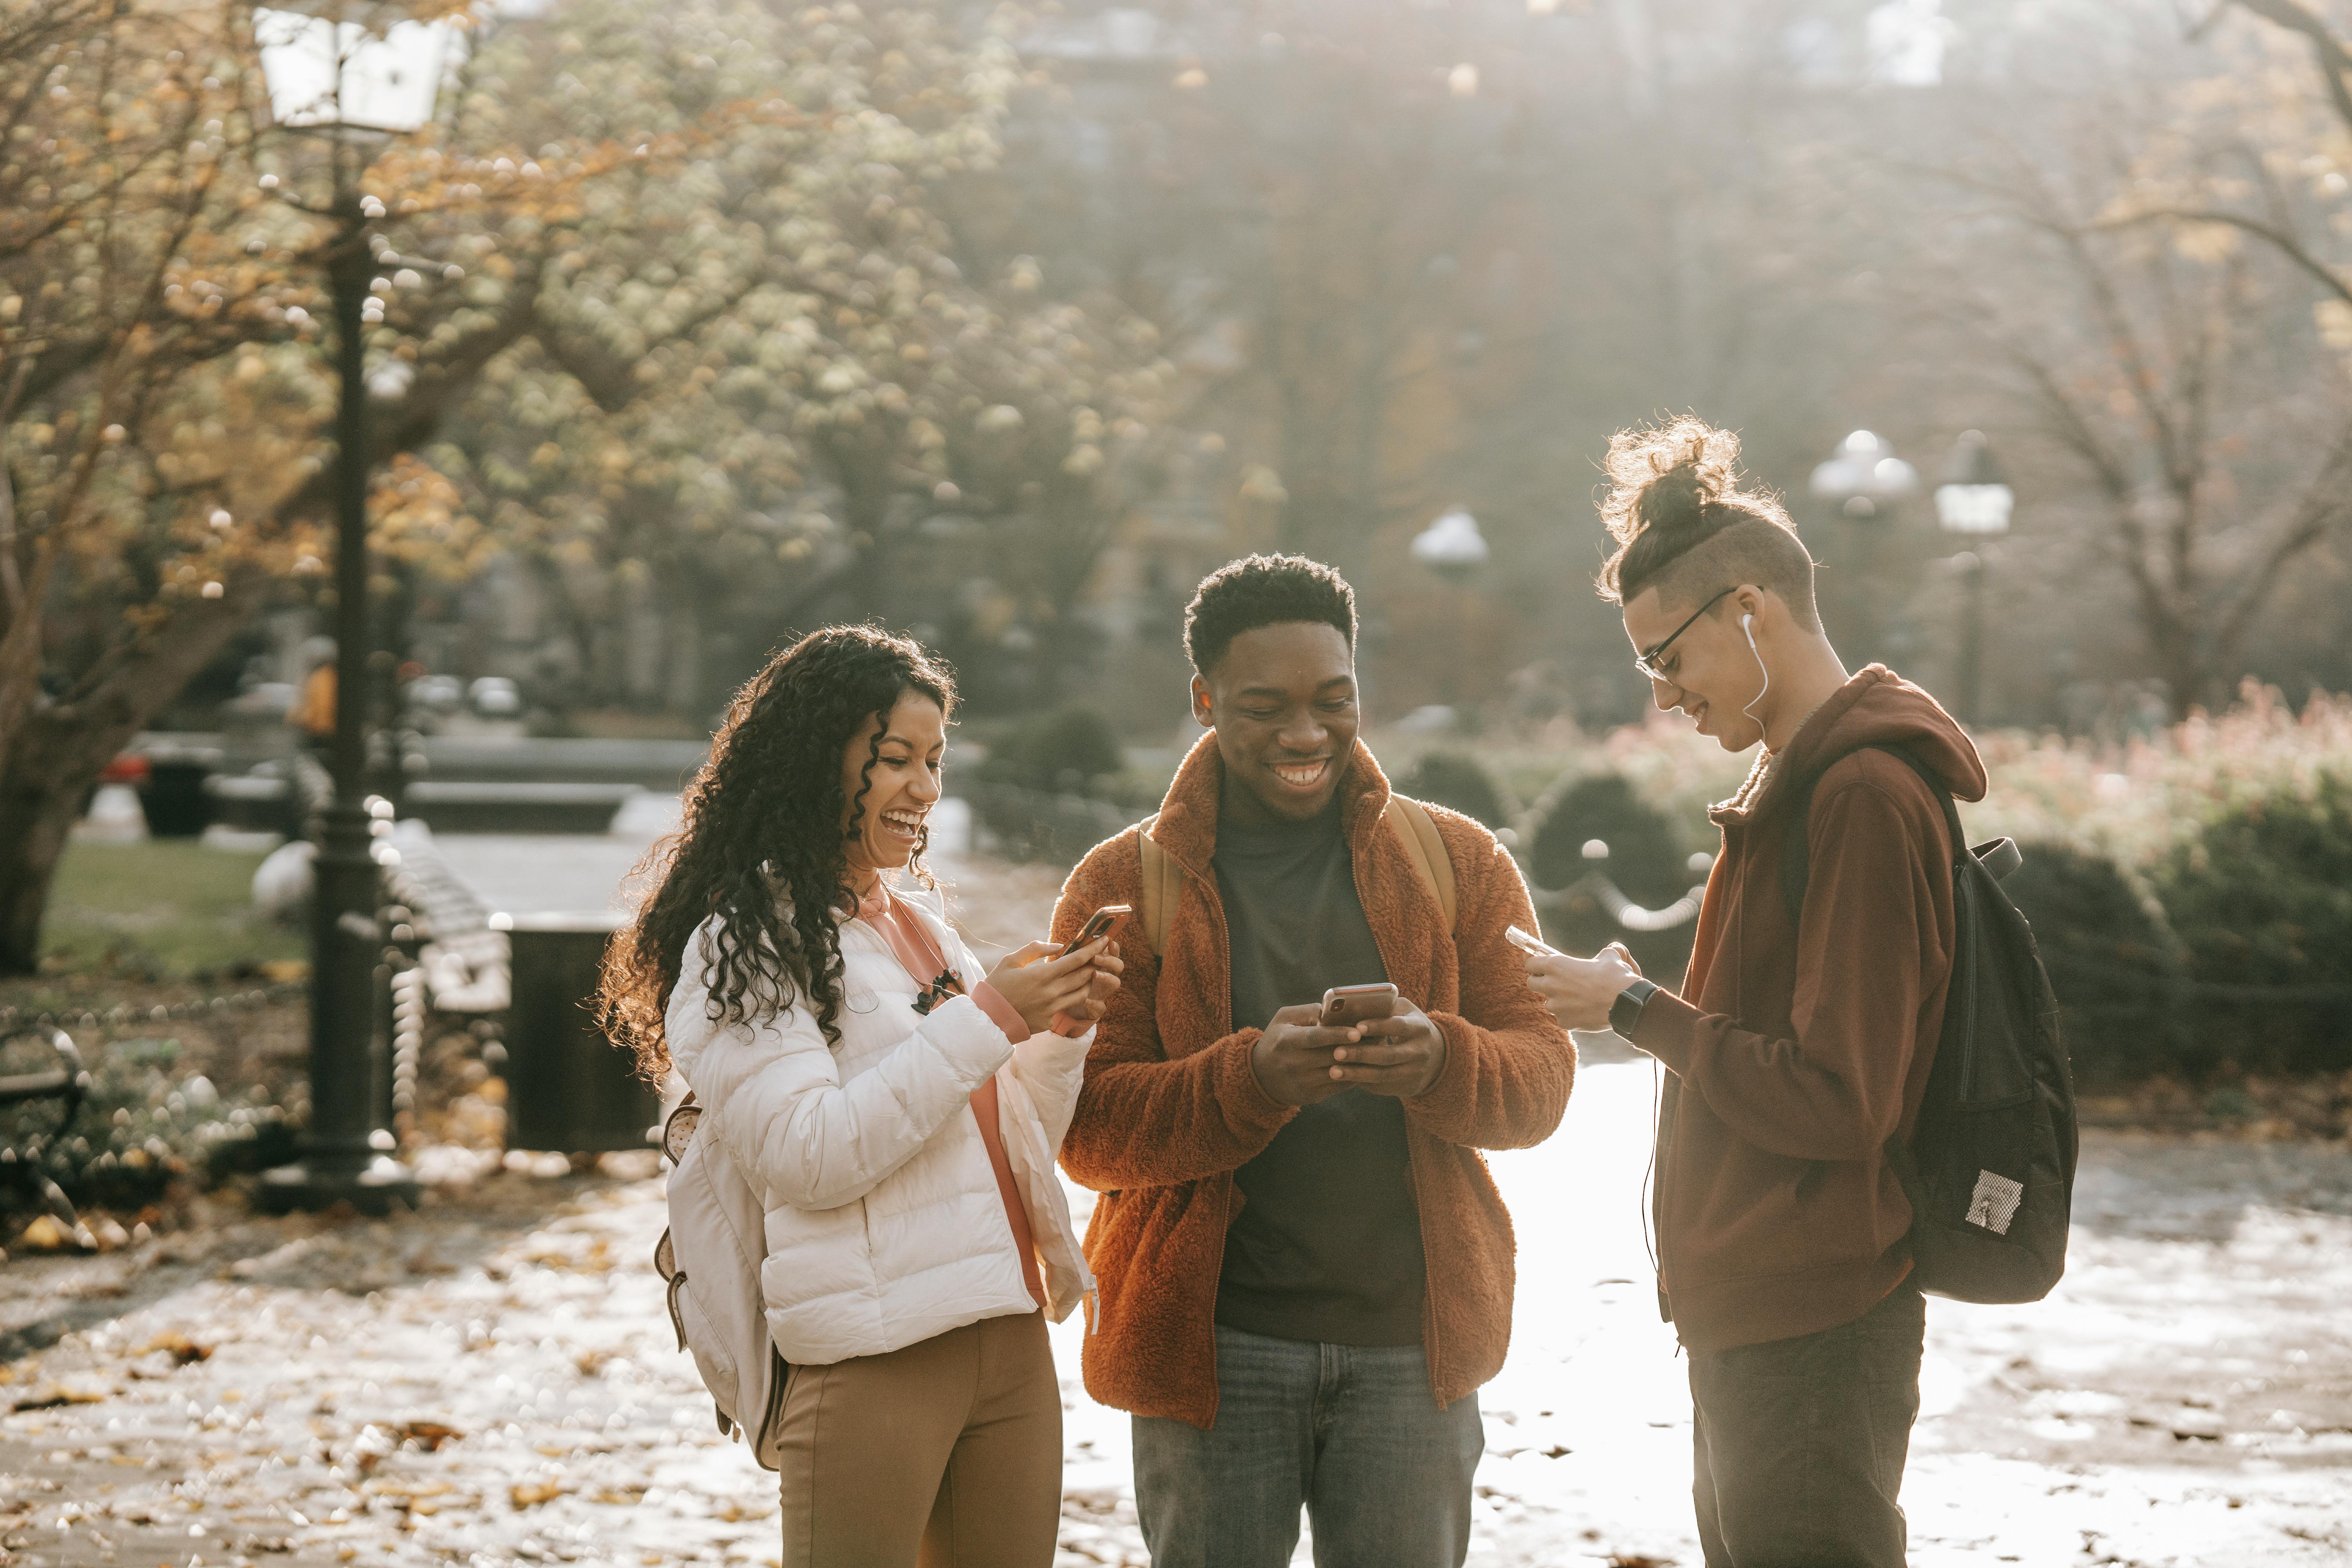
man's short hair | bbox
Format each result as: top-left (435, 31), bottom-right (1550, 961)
top-left (1183, 554), bottom-right (1358, 678)
top-left (1595, 416), bottom-right (1819, 630)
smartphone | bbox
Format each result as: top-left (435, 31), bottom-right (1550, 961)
top-left (1320, 982), bottom-right (1399, 1027)
top-left (1505, 924), bottom-right (1560, 957)
top-left (1073, 904), bottom-right (1132, 949)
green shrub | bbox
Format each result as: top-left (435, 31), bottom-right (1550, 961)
top-left (1526, 773), bottom-right (1698, 978)
top-left (1530, 773), bottom-right (1688, 904)
top-left (975, 706), bottom-right (1125, 797)
top-left (2001, 841), bottom-right (2188, 1085)
top-left (0, 1038), bottom-right (295, 1216)
top-left (1396, 752), bottom-right (1508, 829)
top-left (2155, 773), bottom-right (2352, 1074)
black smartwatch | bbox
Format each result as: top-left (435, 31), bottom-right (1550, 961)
top-left (1609, 978), bottom-right (1661, 1040)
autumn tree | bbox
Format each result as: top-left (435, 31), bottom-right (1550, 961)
top-left (0, 0), bottom-right (1146, 971)
top-left (1842, 2), bottom-right (2352, 717)
top-left (408, 0), bottom-right (1177, 716)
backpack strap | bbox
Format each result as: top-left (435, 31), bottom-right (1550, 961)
top-left (1384, 796), bottom-right (1457, 931)
top-left (1778, 742), bottom-right (1966, 923)
top-left (1138, 815), bottom-right (1180, 957)
top-left (1132, 797), bottom-right (1457, 955)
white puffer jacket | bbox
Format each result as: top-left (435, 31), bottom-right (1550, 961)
top-left (664, 887), bottom-right (1094, 1367)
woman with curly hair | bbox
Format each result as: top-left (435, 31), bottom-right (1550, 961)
top-left (599, 624), bottom-right (1119, 1567)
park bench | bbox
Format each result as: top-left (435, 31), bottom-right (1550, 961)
top-left (401, 781), bottom-right (637, 835)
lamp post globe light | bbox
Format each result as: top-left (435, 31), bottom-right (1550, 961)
top-left (254, 7), bottom-right (453, 1216)
top-left (1807, 429), bottom-right (1919, 519)
top-left (1410, 506), bottom-right (1490, 583)
top-left (1933, 430), bottom-right (2013, 728)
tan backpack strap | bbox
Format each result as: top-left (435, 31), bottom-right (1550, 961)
top-left (1138, 815), bottom-right (1178, 956)
top-left (1384, 796), bottom-right (1457, 932)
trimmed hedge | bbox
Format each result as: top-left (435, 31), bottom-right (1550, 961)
top-left (1530, 773), bottom-right (1688, 906)
top-left (974, 706), bottom-right (1124, 797)
top-left (2000, 841), bottom-right (2187, 1086)
top-left (1395, 752), bottom-right (1508, 829)
top-left (2155, 773), bottom-right (2352, 1075)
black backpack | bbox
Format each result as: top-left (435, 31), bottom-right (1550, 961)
top-left (1781, 744), bottom-right (2077, 1305)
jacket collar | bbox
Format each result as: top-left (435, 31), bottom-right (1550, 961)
top-left (1146, 730), bottom-right (1393, 877)
top-left (1709, 663), bottom-right (1985, 830)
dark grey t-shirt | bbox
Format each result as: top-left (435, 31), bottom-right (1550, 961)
top-left (1212, 798), bottom-right (1428, 1347)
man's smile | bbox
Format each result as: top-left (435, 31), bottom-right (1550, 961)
top-left (1269, 758), bottom-right (1330, 790)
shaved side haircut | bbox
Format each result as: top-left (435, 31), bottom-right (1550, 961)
top-left (1595, 416), bottom-right (1820, 630)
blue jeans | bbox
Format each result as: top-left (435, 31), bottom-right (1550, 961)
top-left (1130, 1324), bottom-right (1485, 1568)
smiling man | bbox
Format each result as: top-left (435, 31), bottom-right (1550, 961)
top-left (1524, 418), bottom-right (1988, 1568)
top-left (1052, 554), bottom-right (1573, 1567)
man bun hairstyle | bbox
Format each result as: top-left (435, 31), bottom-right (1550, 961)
top-left (1596, 415), bottom-right (1820, 631)
top-left (1183, 553), bottom-right (1357, 677)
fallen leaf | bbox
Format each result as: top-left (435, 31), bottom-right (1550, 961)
top-left (715, 1497), bottom-right (777, 1523)
top-left (15, 1215), bottom-right (71, 1252)
top-left (11, 1383), bottom-right (109, 1412)
top-left (138, 1331), bottom-right (212, 1365)
top-left (398, 1419), bottom-right (462, 1451)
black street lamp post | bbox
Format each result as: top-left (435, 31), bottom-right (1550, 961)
top-left (1807, 430), bottom-right (1919, 665)
top-left (254, 7), bottom-right (448, 1215)
top-left (1933, 431), bottom-right (2014, 728)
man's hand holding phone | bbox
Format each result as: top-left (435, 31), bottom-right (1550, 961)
top-left (1251, 983), bottom-right (1447, 1105)
top-left (1250, 1003), bottom-right (1370, 1107)
top-left (1329, 997), bottom-right (1448, 1098)
top-left (1523, 940), bottom-right (1642, 1033)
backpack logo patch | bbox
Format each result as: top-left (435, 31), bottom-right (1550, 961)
top-left (1965, 1171), bottom-right (2025, 1236)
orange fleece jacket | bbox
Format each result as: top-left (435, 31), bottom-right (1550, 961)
top-left (1052, 736), bottom-right (1575, 1428)
top-left (1629, 666), bottom-right (1987, 1352)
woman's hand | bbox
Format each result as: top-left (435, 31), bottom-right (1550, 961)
top-left (1051, 942), bottom-right (1124, 1036)
top-left (1524, 942), bottom-right (1642, 1032)
top-left (987, 938), bottom-right (1109, 1033)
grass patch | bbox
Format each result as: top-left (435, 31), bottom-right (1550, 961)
top-left (42, 839), bottom-right (305, 981)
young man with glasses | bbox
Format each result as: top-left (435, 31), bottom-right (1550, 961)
top-left (1523, 418), bottom-right (1987, 1568)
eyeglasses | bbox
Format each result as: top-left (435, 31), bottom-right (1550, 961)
top-left (1632, 586), bottom-right (1736, 683)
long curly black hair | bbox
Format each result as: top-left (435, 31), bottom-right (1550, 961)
top-left (597, 625), bottom-right (956, 1079)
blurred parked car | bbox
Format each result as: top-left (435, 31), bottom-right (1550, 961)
top-left (407, 674), bottom-right (465, 719)
top-left (468, 677), bottom-right (523, 719)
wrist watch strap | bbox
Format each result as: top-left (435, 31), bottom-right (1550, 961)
top-left (1610, 978), bottom-right (1661, 1039)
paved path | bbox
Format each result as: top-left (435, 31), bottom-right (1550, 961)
top-left (6, 1068), bottom-right (2347, 1568)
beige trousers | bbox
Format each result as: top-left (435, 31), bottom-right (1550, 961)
top-left (775, 1310), bottom-right (1062, 1568)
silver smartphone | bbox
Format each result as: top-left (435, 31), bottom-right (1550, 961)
top-left (1504, 924), bottom-right (1560, 957)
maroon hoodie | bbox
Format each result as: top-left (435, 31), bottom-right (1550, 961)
top-left (1627, 666), bottom-right (1987, 1353)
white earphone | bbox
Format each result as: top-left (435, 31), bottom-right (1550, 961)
top-left (1740, 610), bottom-right (1772, 731)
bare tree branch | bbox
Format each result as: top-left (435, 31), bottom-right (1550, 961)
top-left (2217, 422), bottom-right (2352, 649)
top-left (2098, 206), bottom-right (2352, 309)
top-left (2225, 0), bottom-right (2352, 136)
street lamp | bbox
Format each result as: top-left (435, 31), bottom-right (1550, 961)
top-left (1807, 429), bottom-right (1918, 519)
top-left (1410, 506), bottom-right (1490, 583)
top-left (1933, 430), bottom-right (2013, 727)
top-left (1807, 430), bottom-right (1918, 664)
top-left (254, 6), bottom-right (452, 1216)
